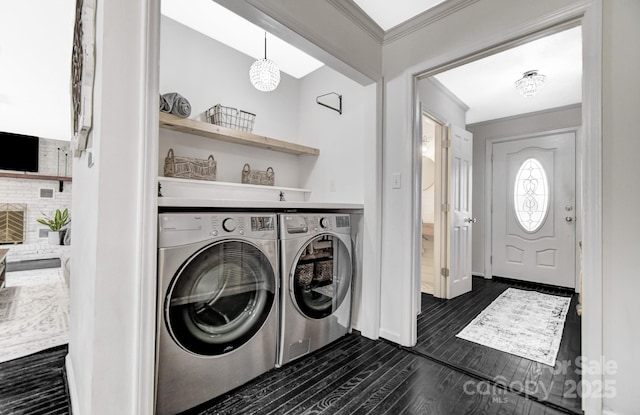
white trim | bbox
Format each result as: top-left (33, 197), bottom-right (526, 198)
top-left (483, 127), bottom-right (580, 285)
top-left (579, 1), bottom-right (603, 413)
top-left (427, 78), bottom-right (470, 113)
top-left (466, 103), bottom-right (582, 129)
top-left (133, 0), bottom-right (160, 413)
top-left (384, 0), bottom-right (480, 44)
top-left (326, 0), bottom-right (384, 43)
top-left (65, 354), bottom-right (80, 415)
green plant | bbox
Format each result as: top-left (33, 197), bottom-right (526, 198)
top-left (37, 208), bottom-right (70, 231)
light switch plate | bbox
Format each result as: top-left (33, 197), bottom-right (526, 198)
top-left (391, 173), bottom-right (401, 189)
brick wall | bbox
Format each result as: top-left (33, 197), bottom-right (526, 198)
top-left (0, 138), bottom-right (72, 262)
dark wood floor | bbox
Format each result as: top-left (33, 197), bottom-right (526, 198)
top-left (412, 276), bottom-right (582, 414)
top-left (190, 332), bottom-right (570, 415)
top-left (0, 345), bottom-right (70, 415)
top-left (0, 277), bottom-right (580, 415)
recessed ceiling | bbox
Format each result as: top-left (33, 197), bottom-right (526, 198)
top-left (161, 0), bottom-right (324, 79)
top-left (433, 26), bottom-right (583, 124)
top-left (353, 0), bottom-right (447, 30)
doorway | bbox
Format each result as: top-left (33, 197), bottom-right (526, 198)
top-left (420, 113), bottom-right (440, 295)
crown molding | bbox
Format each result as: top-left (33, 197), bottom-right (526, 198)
top-left (465, 103), bottom-right (582, 128)
top-left (326, 0), bottom-right (384, 44)
top-left (384, 0), bottom-right (479, 44)
top-left (427, 77), bottom-right (470, 112)
top-left (327, 0), bottom-right (479, 46)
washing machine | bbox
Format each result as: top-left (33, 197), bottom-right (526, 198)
top-left (278, 213), bottom-right (353, 366)
top-left (156, 213), bottom-right (278, 415)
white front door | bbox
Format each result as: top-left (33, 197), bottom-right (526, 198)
top-left (445, 125), bottom-right (474, 299)
top-left (491, 132), bottom-right (576, 287)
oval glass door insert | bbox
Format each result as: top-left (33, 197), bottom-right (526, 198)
top-left (514, 158), bottom-right (549, 232)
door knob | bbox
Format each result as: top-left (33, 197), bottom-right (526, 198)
top-left (565, 216), bottom-right (573, 222)
top-left (464, 217), bottom-right (477, 223)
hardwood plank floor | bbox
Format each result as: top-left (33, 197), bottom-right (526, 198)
top-left (0, 345), bottom-right (70, 415)
top-left (189, 333), bottom-right (571, 415)
top-left (0, 276), bottom-right (580, 415)
top-left (414, 276), bottom-right (582, 414)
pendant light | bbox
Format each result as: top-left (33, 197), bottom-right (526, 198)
top-left (249, 32), bottom-right (280, 92)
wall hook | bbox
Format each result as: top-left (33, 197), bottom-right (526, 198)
top-left (316, 92), bottom-right (342, 115)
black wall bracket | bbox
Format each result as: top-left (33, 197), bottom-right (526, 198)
top-left (316, 92), bottom-right (342, 115)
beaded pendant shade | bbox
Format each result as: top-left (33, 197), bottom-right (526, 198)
top-left (249, 33), bottom-right (280, 92)
top-left (515, 70), bottom-right (546, 97)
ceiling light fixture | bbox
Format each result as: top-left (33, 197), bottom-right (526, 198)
top-left (249, 32), bottom-right (280, 92)
top-left (515, 70), bottom-right (546, 97)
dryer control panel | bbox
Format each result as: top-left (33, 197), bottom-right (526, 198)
top-left (158, 213), bottom-right (277, 248)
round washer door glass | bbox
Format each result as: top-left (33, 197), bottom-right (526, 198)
top-left (292, 235), bottom-right (352, 319)
top-left (166, 240), bottom-right (275, 356)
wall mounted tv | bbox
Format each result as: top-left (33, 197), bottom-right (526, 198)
top-left (0, 132), bottom-right (39, 172)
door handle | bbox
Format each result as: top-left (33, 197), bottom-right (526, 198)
top-left (464, 217), bottom-right (477, 223)
top-left (565, 216), bottom-right (574, 222)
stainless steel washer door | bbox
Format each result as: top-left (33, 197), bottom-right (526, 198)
top-left (291, 234), bottom-right (352, 319)
top-left (166, 239), bottom-right (276, 356)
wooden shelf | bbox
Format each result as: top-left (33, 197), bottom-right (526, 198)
top-left (159, 112), bottom-right (320, 156)
top-left (0, 172), bottom-right (72, 181)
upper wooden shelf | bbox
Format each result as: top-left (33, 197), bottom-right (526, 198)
top-left (0, 172), bottom-right (72, 181)
top-left (159, 112), bottom-right (320, 156)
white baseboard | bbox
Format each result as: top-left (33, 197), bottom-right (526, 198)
top-left (472, 271), bottom-right (486, 278)
top-left (603, 410), bottom-right (619, 415)
top-left (65, 354), bottom-right (80, 415)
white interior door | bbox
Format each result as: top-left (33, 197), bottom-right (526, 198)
top-left (491, 132), bottom-right (576, 287)
top-left (445, 125), bottom-right (474, 299)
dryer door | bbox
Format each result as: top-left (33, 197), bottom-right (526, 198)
top-left (291, 234), bottom-right (352, 319)
top-left (166, 240), bottom-right (276, 356)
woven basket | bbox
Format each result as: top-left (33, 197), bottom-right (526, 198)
top-left (315, 260), bottom-right (334, 282)
top-left (241, 163), bottom-right (274, 186)
top-left (164, 148), bottom-right (216, 181)
top-left (294, 263), bottom-right (314, 286)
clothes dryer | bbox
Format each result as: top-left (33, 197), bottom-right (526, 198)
top-left (278, 213), bottom-right (353, 366)
top-left (156, 213), bottom-right (278, 415)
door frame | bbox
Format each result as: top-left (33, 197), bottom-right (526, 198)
top-left (483, 127), bottom-right (582, 289)
top-left (409, 3), bottom-right (602, 413)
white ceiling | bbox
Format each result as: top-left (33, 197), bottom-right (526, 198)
top-left (433, 26), bottom-right (583, 124)
top-left (161, 0), bottom-right (323, 79)
top-left (353, 0), bottom-right (447, 30)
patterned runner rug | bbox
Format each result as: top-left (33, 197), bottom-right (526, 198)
top-left (456, 287), bottom-right (571, 366)
top-left (0, 268), bottom-right (69, 363)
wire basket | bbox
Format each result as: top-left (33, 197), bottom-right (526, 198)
top-left (205, 104), bottom-right (256, 133)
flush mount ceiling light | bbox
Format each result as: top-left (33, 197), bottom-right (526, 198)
top-left (249, 32), bottom-right (280, 92)
top-left (515, 70), bottom-right (546, 97)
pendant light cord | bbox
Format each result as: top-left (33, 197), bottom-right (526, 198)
top-left (264, 32), bottom-right (267, 59)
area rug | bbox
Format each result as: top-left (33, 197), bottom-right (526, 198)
top-left (0, 268), bottom-right (69, 363)
top-left (456, 288), bottom-right (571, 366)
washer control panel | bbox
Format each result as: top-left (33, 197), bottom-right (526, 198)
top-left (158, 213), bottom-right (277, 247)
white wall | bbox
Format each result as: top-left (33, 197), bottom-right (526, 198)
top-left (159, 16), bottom-right (303, 188)
top-left (69, 0), bottom-right (155, 412)
top-left (0, 138), bottom-right (72, 261)
top-left (602, 1), bottom-right (640, 413)
top-left (467, 105), bottom-right (581, 275)
top-left (297, 65), bottom-right (373, 203)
